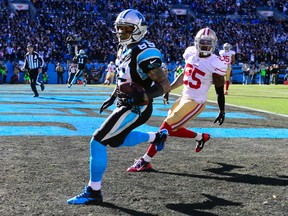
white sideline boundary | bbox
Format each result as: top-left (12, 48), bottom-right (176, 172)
top-left (170, 93), bottom-right (288, 118)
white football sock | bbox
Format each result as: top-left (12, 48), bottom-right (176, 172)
top-left (143, 153), bottom-right (152, 162)
top-left (195, 133), bottom-right (202, 141)
top-left (147, 132), bottom-right (156, 142)
top-left (88, 180), bottom-right (101, 191)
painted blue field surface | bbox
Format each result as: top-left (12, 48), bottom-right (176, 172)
top-left (0, 85), bottom-right (287, 138)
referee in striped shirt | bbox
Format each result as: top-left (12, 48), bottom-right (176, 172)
top-left (21, 44), bottom-right (45, 97)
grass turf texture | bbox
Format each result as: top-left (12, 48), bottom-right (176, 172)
top-left (172, 85), bottom-right (288, 115)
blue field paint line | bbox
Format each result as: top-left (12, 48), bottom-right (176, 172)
top-left (0, 115), bottom-right (100, 124)
top-left (0, 108), bottom-right (65, 114)
top-left (0, 85), bottom-right (279, 138)
top-left (0, 95), bottom-right (110, 103)
top-left (0, 103), bottom-right (102, 110)
top-left (0, 106), bottom-right (265, 119)
top-left (1, 125), bottom-right (287, 138)
top-left (0, 126), bottom-right (79, 136)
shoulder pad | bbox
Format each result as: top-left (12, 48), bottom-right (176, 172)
top-left (183, 46), bottom-right (197, 61)
top-left (137, 47), bottom-right (162, 64)
top-left (219, 50), bottom-right (225, 55)
top-left (211, 55), bottom-right (228, 75)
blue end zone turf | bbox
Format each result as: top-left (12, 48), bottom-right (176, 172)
top-left (0, 86), bottom-right (285, 138)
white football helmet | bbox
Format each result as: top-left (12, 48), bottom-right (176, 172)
top-left (223, 43), bottom-right (231, 52)
top-left (194, 27), bottom-right (218, 56)
top-left (114, 9), bottom-right (147, 46)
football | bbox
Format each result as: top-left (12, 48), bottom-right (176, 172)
top-left (119, 82), bottom-right (149, 105)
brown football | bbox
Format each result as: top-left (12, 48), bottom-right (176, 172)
top-left (119, 82), bottom-right (149, 105)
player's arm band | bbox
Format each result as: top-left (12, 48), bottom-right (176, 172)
top-left (145, 82), bottom-right (164, 99)
top-left (215, 85), bottom-right (225, 112)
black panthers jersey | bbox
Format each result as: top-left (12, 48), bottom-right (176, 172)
top-left (116, 39), bottom-right (162, 90)
top-left (73, 54), bottom-right (88, 70)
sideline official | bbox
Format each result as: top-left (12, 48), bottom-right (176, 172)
top-left (21, 44), bottom-right (45, 97)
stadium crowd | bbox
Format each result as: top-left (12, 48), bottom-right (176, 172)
top-left (0, 0), bottom-right (287, 66)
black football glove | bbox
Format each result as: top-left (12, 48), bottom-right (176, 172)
top-left (100, 95), bottom-right (116, 113)
top-left (163, 92), bottom-right (169, 105)
top-left (214, 112), bottom-right (225, 125)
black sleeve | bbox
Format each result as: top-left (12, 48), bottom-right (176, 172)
top-left (215, 85), bottom-right (225, 112)
top-left (139, 57), bottom-right (162, 74)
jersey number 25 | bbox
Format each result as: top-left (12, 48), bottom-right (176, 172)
top-left (183, 66), bottom-right (206, 89)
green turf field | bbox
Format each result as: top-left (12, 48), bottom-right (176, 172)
top-left (173, 84), bottom-right (288, 115)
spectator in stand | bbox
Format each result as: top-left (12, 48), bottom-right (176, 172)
top-left (174, 65), bottom-right (183, 79)
top-left (242, 63), bottom-right (250, 85)
top-left (284, 67), bottom-right (288, 84)
top-left (249, 64), bottom-right (257, 84)
top-left (259, 62), bottom-right (266, 85)
top-left (55, 62), bottom-right (65, 84)
top-left (42, 71), bottom-right (49, 84)
top-left (11, 62), bottom-right (21, 84)
top-left (265, 65), bottom-right (273, 85)
top-left (24, 72), bottom-right (30, 84)
top-left (271, 64), bottom-right (280, 85)
top-left (0, 0), bottom-right (287, 70)
top-left (0, 61), bottom-right (7, 84)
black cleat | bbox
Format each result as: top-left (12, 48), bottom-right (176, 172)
top-left (151, 129), bottom-right (168, 151)
top-left (195, 133), bottom-right (210, 152)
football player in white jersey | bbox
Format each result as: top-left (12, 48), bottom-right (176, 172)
top-left (104, 61), bottom-right (116, 85)
top-left (219, 43), bottom-right (235, 95)
top-left (127, 27), bottom-right (228, 172)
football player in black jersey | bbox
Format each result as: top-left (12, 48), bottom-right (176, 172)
top-left (67, 9), bottom-right (170, 205)
top-left (67, 49), bottom-right (88, 87)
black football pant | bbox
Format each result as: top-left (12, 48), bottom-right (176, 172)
top-left (67, 73), bottom-right (76, 85)
top-left (29, 68), bottom-right (40, 95)
top-left (93, 102), bottom-right (153, 147)
top-left (57, 72), bottom-right (64, 84)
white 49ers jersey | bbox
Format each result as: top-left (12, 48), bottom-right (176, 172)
top-left (219, 49), bottom-right (235, 64)
top-left (107, 64), bottom-right (116, 72)
top-left (182, 46), bottom-right (227, 104)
